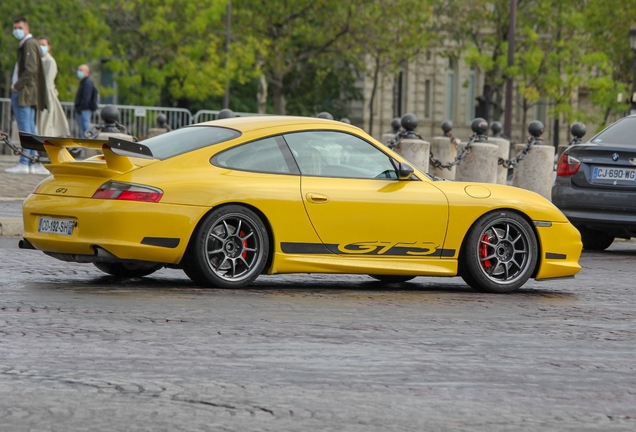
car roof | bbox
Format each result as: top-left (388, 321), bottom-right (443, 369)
top-left (197, 115), bottom-right (361, 134)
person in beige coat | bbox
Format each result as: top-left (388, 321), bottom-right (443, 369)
top-left (36, 37), bottom-right (70, 137)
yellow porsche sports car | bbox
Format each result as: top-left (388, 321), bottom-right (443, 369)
top-left (19, 116), bottom-right (581, 293)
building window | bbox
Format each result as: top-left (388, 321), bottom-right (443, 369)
top-left (445, 58), bottom-right (457, 122)
top-left (424, 80), bottom-right (431, 118)
top-left (393, 68), bottom-right (407, 118)
top-left (466, 68), bottom-right (477, 122)
top-left (535, 100), bottom-right (547, 125)
top-left (515, 90), bottom-right (522, 123)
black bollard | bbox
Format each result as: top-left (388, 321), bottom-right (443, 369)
top-left (528, 120), bottom-right (544, 139)
top-left (390, 117), bottom-right (401, 134)
top-left (471, 117), bottom-right (489, 142)
top-left (218, 109), bottom-right (235, 119)
top-left (490, 121), bottom-right (503, 137)
top-left (316, 112), bottom-right (334, 120)
top-left (100, 105), bottom-right (121, 133)
top-left (441, 120), bottom-right (453, 137)
top-left (401, 113), bottom-right (419, 139)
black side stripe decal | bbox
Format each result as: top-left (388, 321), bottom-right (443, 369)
top-left (141, 237), bottom-right (180, 248)
top-left (281, 242), bottom-right (333, 254)
top-left (545, 252), bottom-right (567, 260)
top-left (281, 242), bottom-right (455, 257)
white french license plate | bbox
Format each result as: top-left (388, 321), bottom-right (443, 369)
top-left (592, 167), bottom-right (636, 181)
top-left (38, 217), bottom-right (75, 236)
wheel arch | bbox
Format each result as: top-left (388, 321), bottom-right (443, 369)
top-left (458, 208), bottom-right (542, 278)
top-left (181, 202), bottom-right (275, 273)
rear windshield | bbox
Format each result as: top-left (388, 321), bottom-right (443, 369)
top-left (140, 126), bottom-right (241, 159)
top-left (590, 117), bottom-right (636, 146)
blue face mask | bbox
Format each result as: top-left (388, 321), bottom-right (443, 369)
top-left (40, 45), bottom-right (48, 55)
top-left (77, 70), bottom-right (85, 79)
top-left (13, 29), bottom-right (25, 40)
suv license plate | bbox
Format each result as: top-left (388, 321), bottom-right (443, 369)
top-left (38, 217), bottom-right (74, 236)
top-left (592, 167), bottom-right (636, 181)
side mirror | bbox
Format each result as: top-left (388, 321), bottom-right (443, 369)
top-left (397, 162), bottom-right (414, 180)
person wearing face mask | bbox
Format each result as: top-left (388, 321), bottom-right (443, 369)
top-left (5, 16), bottom-right (48, 175)
top-left (36, 37), bottom-right (70, 137)
top-left (73, 64), bottom-right (99, 140)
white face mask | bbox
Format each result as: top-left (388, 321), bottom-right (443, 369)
top-left (40, 45), bottom-right (48, 55)
top-left (13, 29), bottom-right (25, 40)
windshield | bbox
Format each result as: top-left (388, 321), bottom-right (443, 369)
top-left (589, 117), bottom-right (636, 146)
top-left (140, 126), bottom-right (241, 159)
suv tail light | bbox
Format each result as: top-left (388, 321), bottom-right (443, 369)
top-left (93, 181), bottom-right (163, 203)
top-left (556, 153), bottom-right (580, 177)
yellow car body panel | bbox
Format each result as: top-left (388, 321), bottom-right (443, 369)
top-left (20, 116), bottom-right (581, 285)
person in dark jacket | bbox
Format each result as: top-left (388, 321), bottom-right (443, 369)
top-left (74, 64), bottom-right (99, 139)
top-left (5, 16), bottom-right (48, 175)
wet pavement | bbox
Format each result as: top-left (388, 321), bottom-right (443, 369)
top-left (1, 241), bottom-right (635, 431)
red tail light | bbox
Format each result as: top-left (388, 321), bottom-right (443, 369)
top-left (556, 153), bottom-right (581, 177)
top-left (93, 181), bottom-right (163, 203)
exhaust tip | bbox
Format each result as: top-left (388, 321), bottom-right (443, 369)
top-left (18, 239), bottom-right (36, 250)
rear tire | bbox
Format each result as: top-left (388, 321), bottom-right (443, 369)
top-left (579, 227), bottom-right (614, 251)
top-left (369, 275), bottom-right (415, 284)
top-left (183, 205), bottom-right (269, 288)
top-left (93, 262), bottom-right (162, 278)
top-left (460, 211), bottom-right (538, 293)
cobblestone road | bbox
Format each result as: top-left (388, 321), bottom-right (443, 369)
top-left (1, 241), bottom-right (635, 431)
top-left (0, 156), bottom-right (47, 199)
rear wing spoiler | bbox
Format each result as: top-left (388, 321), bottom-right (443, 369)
top-left (19, 132), bottom-right (156, 175)
top-left (20, 133), bottom-right (155, 159)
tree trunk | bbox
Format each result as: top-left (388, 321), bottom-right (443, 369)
top-left (521, 97), bottom-right (528, 141)
top-left (257, 74), bottom-right (268, 114)
top-left (270, 75), bottom-right (286, 115)
top-left (368, 56), bottom-right (381, 137)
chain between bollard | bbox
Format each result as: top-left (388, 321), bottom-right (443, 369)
top-left (429, 133), bottom-right (478, 171)
top-left (0, 130), bottom-right (40, 164)
top-left (498, 136), bottom-right (541, 169)
top-left (388, 129), bottom-right (424, 150)
top-left (85, 122), bottom-right (137, 141)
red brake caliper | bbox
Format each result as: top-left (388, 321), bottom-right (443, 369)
top-left (240, 231), bottom-right (247, 259)
top-left (479, 232), bottom-right (491, 269)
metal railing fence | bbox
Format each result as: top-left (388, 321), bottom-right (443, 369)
top-left (192, 110), bottom-right (262, 124)
top-left (0, 98), bottom-right (266, 152)
top-left (60, 102), bottom-right (192, 139)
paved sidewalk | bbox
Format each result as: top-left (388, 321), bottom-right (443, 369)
top-left (0, 155), bottom-right (47, 236)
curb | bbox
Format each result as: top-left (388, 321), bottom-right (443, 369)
top-left (0, 218), bottom-right (23, 237)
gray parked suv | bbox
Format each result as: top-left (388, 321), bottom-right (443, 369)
top-left (552, 115), bottom-right (636, 250)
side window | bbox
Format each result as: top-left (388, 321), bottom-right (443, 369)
top-left (212, 137), bottom-right (293, 174)
top-left (283, 131), bottom-right (397, 179)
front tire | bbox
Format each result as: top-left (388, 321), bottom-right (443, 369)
top-left (578, 226), bottom-right (614, 251)
top-left (183, 205), bottom-right (269, 288)
top-left (460, 211), bottom-right (538, 293)
top-left (93, 262), bottom-right (162, 278)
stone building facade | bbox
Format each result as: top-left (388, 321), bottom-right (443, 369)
top-left (349, 48), bottom-right (600, 146)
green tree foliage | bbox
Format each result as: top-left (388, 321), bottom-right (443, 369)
top-left (433, 0), bottom-right (535, 123)
top-left (94, 0), bottom-right (259, 107)
top-left (354, 0), bottom-right (435, 135)
top-left (1, 0), bottom-right (633, 129)
top-left (0, 0), bottom-right (109, 100)
top-left (436, 0), bottom-right (632, 136)
top-left (234, 0), bottom-right (366, 115)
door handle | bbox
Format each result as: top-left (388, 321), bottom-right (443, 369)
top-left (306, 193), bottom-right (329, 204)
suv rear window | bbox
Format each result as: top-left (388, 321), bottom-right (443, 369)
top-left (140, 126), bottom-right (241, 159)
top-left (590, 117), bottom-right (636, 146)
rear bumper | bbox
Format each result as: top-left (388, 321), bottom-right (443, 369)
top-left (553, 179), bottom-right (636, 236)
top-left (557, 206), bottom-right (636, 237)
top-left (22, 194), bottom-right (208, 264)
